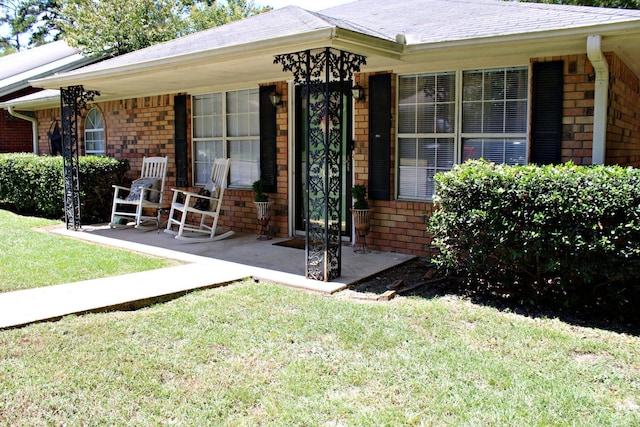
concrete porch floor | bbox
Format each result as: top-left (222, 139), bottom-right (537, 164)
top-left (61, 224), bottom-right (415, 287)
top-left (0, 223), bottom-right (414, 329)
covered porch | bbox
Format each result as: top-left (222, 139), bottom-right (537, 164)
top-left (52, 223), bottom-right (415, 294)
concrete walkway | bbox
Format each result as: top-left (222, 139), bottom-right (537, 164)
top-left (0, 225), bottom-right (414, 329)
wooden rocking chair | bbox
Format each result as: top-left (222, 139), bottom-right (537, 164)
top-left (110, 156), bottom-right (168, 229)
top-left (165, 158), bottom-right (234, 242)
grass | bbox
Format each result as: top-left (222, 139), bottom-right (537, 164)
top-left (0, 209), bottom-right (177, 293)
top-left (1, 209), bottom-right (639, 425)
top-left (1, 281), bottom-right (639, 425)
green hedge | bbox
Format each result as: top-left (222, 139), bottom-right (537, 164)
top-left (427, 160), bottom-right (640, 317)
top-left (0, 153), bottom-right (129, 223)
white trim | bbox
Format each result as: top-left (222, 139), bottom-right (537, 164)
top-left (587, 35), bottom-right (609, 165)
top-left (395, 65), bottom-right (530, 202)
top-left (30, 28), bottom-right (401, 91)
top-left (287, 80), bottom-right (296, 237)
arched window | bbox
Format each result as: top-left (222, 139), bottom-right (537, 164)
top-left (84, 108), bottom-right (105, 155)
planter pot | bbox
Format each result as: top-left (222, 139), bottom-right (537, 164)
top-left (254, 201), bottom-right (273, 240)
top-left (351, 208), bottom-right (373, 253)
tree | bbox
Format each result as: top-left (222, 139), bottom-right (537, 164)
top-left (0, 0), bottom-right (60, 53)
top-left (514, 0), bottom-right (640, 8)
top-left (59, 0), bottom-right (270, 57)
top-left (187, 0), bottom-right (270, 33)
top-left (0, 0), bottom-right (269, 56)
top-left (59, 0), bottom-right (188, 57)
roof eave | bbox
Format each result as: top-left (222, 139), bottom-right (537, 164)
top-left (0, 91), bottom-right (60, 111)
top-left (31, 27), bottom-right (401, 91)
top-left (403, 21), bottom-right (640, 57)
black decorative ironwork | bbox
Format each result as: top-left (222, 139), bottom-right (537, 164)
top-left (275, 48), bottom-right (366, 281)
top-left (60, 85), bottom-right (99, 230)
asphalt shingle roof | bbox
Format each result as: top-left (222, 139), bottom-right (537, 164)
top-left (64, 0), bottom-right (640, 75)
top-left (320, 0), bottom-right (640, 43)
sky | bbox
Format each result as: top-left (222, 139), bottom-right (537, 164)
top-left (255, 0), bottom-right (356, 11)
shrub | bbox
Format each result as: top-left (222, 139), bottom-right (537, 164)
top-left (427, 160), bottom-right (640, 317)
top-left (0, 153), bottom-right (128, 223)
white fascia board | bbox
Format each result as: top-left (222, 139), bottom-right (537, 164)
top-left (402, 21), bottom-right (640, 58)
top-left (0, 91), bottom-right (60, 111)
top-left (30, 28), bottom-right (400, 90)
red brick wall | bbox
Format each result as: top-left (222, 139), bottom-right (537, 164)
top-left (1, 87), bottom-right (43, 153)
top-left (0, 109), bottom-right (33, 153)
top-left (606, 53), bottom-right (640, 166)
top-left (532, 55), bottom-right (595, 164)
top-left (352, 71), bottom-right (434, 256)
top-left (532, 53), bottom-right (640, 167)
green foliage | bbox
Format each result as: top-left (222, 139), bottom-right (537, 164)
top-left (0, 0), bottom-right (60, 51)
top-left (59, 0), bottom-right (270, 57)
top-left (187, 0), bottom-right (271, 33)
top-left (59, 0), bottom-right (188, 57)
top-left (352, 184), bottom-right (369, 209)
top-left (0, 153), bottom-right (128, 222)
top-left (0, 209), bottom-right (175, 292)
top-left (515, 0), bottom-right (640, 8)
top-left (252, 179), bottom-right (268, 202)
top-left (427, 160), bottom-right (640, 316)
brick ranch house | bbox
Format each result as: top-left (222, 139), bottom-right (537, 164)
top-left (3, 0), bottom-right (640, 259)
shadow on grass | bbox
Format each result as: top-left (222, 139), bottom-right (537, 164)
top-left (349, 258), bottom-right (640, 337)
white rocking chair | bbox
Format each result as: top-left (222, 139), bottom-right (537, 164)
top-left (110, 156), bottom-right (168, 229)
top-left (165, 158), bottom-right (234, 242)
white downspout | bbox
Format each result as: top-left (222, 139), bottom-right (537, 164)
top-left (7, 106), bottom-right (39, 154)
top-left (586, 35), bottom-right (609, 165)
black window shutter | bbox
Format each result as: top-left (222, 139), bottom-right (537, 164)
top-left (259, 85), bottom-right (277, 193)
top-left (174, 94), bottom-right (188, 187)
top-left (368, 74), bottom-right (392, 200)
top-left (531, 61), bottom-right (563, 165)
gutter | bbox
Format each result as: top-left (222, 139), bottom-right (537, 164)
top-left (7, 106), bottom-right (38, 154)
top-left (586, 34), bottom-right (609, 165)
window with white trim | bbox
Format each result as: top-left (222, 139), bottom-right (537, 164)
top-left (192, 89), bottom-right (260, 187)
top-left (461, 68), bottom-right (528, 165)
top-left (84, 108), bottom-right (104, 155)
top-left (398, 72), bottom-right (456, 199)
top-left (397, 66), bottom-right (528, 201)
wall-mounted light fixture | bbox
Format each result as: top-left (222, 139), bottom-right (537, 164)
top-left (269, 91), bottom-right (282, 107)
top-left (351, 84), bottom-right (365, 101)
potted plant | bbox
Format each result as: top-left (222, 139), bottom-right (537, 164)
top-left (252, 179), bottom-right (269, 203)
top-left (252, 179), bottom-right (272, 240)
top-left (350, 184), bottom-right (373, 253)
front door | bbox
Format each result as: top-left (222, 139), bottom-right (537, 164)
top-left (294, 83), bottom-right (353, 237)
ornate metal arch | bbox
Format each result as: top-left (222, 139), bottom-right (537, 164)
top-left (60, 85), bottom-right (99, 230)
top-left (275, 48), bottom-right (366, 281)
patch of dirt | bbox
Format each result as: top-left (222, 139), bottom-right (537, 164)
top-left (346, 257), bottom-right (640, 337)
top-left (348, 257), bottom-right (448, 299)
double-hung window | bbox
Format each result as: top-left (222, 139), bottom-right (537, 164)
top-left (398, 72), bottom-right (456, 199)
top-left (192, 89), bottom-right (260, 187)
top-left (397, 66), bottom-right (529, 201)
top-left (461, 67), bottom-right (528, 165)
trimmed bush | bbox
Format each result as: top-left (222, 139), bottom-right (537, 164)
top-left (0, 153), bottom-right (128, 223)
top-left (427, 160), bottom-right (640, 316)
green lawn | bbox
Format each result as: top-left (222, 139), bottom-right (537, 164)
top-left (1, 281), bottom-right (639, 425)
top-left (0, 209), bottom-right (177, 293)
top-left (1, 209), bottom-right (639, 425)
